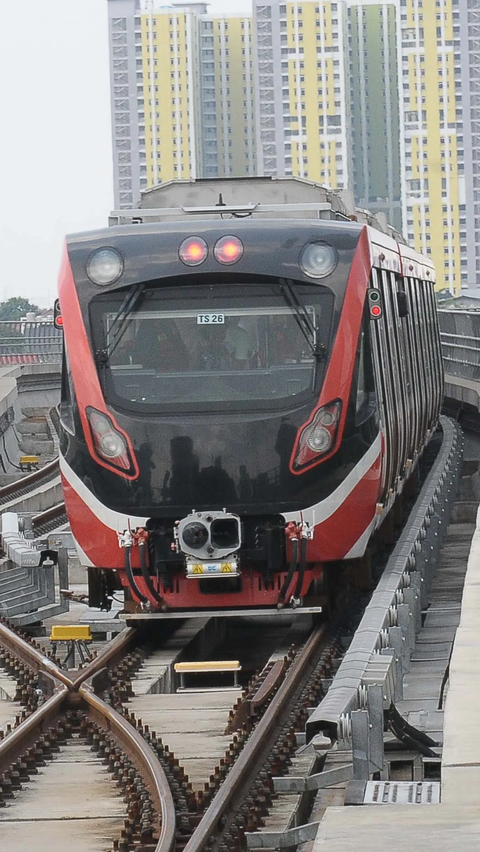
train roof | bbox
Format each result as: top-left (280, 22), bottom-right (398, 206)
top-left (67, 215), bottom-right (365, 245)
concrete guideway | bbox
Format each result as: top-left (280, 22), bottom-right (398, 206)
top-left (310, 480), bottom-right (480, 850)
top-left (311, 805), bottom-right (480, 851)
top-left (442, 503), bottom-right (480, 801)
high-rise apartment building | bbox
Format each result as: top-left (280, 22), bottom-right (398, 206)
top-left (107, 0), bottom-right (468, 292)
top-left (199, 14), bottom-right (256, 177)
top-left (253, 0), bottom-right (350, 189)
top-left (400, 0), bottom-right (463, 294)
top-left (108, 0), bottom-right (144, 208)
top-left (140, 4), bottom-right (202, 188)
top-left (107, 0), bottom-right (256, 208)
top-left (348, 1), bottom-right (402, 231)
top-left (459, 1), bottom-right (480, 289)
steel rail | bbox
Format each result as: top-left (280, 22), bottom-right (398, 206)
top-left (0, 621), bottom-right (138, 691)
top-left (249, 659), bottom-right (287, 715)
top-left (0, 622), bottom-right (176, 851)
top-left (71, 626), bottom-right (138, 689)
top-left (227, 658), bottom-right (288, 733)
top-left (181, 622), bottom-right (328, 852)
top-left (80, 684), bottom-right (177, 852)
top-left (0, 619), bottom-right (72, 686)
top-left (0, 458), bottom-right (59, 504)
top-left (0, 680), bottom-right (68, 768)
top-left (32, 501), bottom-right (67, 535)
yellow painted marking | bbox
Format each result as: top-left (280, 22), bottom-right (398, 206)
top-left (50, 625), bottom-right (92, 642)
top-left (20, 455), bottom-right (39, 464)
top-left (221, 563), bottom-right (233, 573)
top-left (192, 565), bottom-right (203, 574)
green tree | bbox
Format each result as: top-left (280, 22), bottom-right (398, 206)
top-left (0, 297), bottom-right (40, 322)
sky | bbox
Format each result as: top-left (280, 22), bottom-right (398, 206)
top-left (0, 0), bottom-right (251, 308)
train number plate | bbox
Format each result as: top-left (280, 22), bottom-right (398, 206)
top-left (186, 561), bottom-right (238, 578)
top-left (197, 313), bottom-right (225, 325)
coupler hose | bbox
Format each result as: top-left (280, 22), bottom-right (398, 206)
top-left (278, 537), bottom-right (298, 608)
top-left (135, 529), bottom-right (165, 608)
top-left (124, 543), bottom-right (149, 605)
top-left (293, 536), bottom-right (307, 601)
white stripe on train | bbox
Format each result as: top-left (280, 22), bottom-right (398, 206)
top-left (61, 430), bottom-right (382, 536)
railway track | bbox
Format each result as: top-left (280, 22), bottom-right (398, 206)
top-left (0, 455), bottom-right (67, 536)
top-left (0, 416), bottom-right (465, 851)
top-left (0, 407), bottom-right (64, 535)
top-left (0, 459), bottom-right (59, 508)
top-left (32, 502), bottom-right (68, 537)
top-left (0, 612), bottom-right (342, 852)
top-left (0, 621), bottom-right (175, 851)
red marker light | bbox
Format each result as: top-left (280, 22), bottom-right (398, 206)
top-left (53, 298), bottom-right (63, 330)
top-left (179, 236), bottom-right (208, 267)
top-left (371, 305), bottom-right (382, 317)
top-left (214, 235), bottom-right (244, 265)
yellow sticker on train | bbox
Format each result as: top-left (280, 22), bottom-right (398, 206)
top-left (221, 563), bottom-right (233, 573)
top-left (192, 564), bottom-right (203, 574)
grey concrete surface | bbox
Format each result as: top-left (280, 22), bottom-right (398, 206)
top-left (0, 740), bottom-right (125, 852)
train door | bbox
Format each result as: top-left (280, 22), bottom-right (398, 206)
top-left (380, 269), bottom-right (409, 487)
top-left (404, 277), bottom-right (427, 456)
top-left (368, 268), bottom-right (398, 501)
top-left (411, 278), bottom-right (431, 444)
top-left (423, 281), bottom-right (444, 427)
top-left (418, 281), bottom-right (437, 431)
top-left (395, 276), bottom-right (418, 467)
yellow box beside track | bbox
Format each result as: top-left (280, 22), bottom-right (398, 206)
top-left (49, 625), bottom-right (92, 642)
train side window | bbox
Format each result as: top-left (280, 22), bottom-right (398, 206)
top-left (355, 318), bottom-right (375, 420)
top-left (59, 345), bottom-right (77, 436)
top-left (408, 278), bottom-right (428, 447)
top-left (427, 282), bottom-right (444, 416)
top-left (415, 280), bottom-right (433, 435)
top-left (397, 290), bottom-right (409, 318)
top-left (420, 282), bottom-right (436, 426)
top-left (424, 282), bottom-right (443, 425)
top-left (356, 330), bottom-right (367, 414)
top-left (398, 276), bottom-right (420, 464)
top-left (369, 268), bottom-right (397, 497)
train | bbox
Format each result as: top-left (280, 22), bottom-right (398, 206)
top-left (56, 178), bottom-right (444, 614)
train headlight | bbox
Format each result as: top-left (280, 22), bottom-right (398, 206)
top-left (98, 431), bottom-right (127, 460)
top-left (300, 242), bottom-right (337, 279)
top-left (306, 425), bottom-right (331, 453)
top-left (86, 408), bottom-right (133, 472)
top-left (292, 400), bottom-right (342, 472)
top-left (86, 248), bottom-right (124, 286)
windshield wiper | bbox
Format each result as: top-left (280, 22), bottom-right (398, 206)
top-left (95, 283), bottom-right (146, 367)
top-left (278, 278), bottom-right (327, 361)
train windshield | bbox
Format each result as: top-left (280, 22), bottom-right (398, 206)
top-left (92, 281), bottom-right (333, 411)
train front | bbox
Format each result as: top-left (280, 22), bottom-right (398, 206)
top-left (58, 218), bottom-right (381, 612)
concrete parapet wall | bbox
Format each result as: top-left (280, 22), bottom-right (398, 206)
top-left (0, 370), bottom-right (23, 474)
top-left (442, 503), bottom-right (480, 803)
top-left (16, 420), bottom-right (49, 435)
top-left (18, 437), bottom-right (55, 455)
top-left (2, 477), bottom-right (63, 514)
top-left (445, 374), bottom-right (480, 410)
top-left (0, 365), bottom-right (61, 471)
